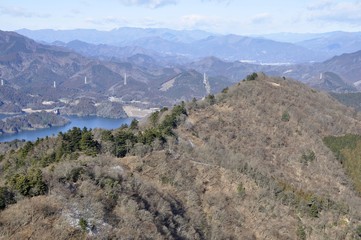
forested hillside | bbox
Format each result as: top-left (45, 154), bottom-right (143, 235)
top-left (0, 74), bottom-right (361, 239)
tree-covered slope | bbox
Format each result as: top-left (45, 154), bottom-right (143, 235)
top-left (0, 74), bottom-right (361, 239)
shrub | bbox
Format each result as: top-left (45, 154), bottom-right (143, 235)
top-left (281, 111), bottom-right (290, 122)
top-left (130, 143), bottom-right (151, 157)
top-left (139, 128), bottom-right (164, 146)
top-left (189, 97), bottom-right (198, 110)
top-left (206, 94), bottom-right (216, 105)
top-left (80, 130), bottom-right (100, 156)
top-left (113, 130), bottom-right (137, 157)
top-left (236, 183), bottom-right (246, 197)
top-left (160, 175), bottom-right (174, 185)
top-left (0, 187), bottom-right (15, 210)
top-left (149, 111), bottom-right (160, 127)
top-left (245, 72), bottom-right (258, 81)
top-left (101, 130), bottom-right (114, 142)
top-left (79, 218), bottom-right (88, 231)
top-left (296, 225), bottom-right (306, 240)
top-left (40, 152), bottom-right (57, 167)
top-left (356, 225), bottom-right (361, 238)
top-left (108, 103), bottom-right (188, 158)
top-left (9, 168), bottom-right (47, 197)
top-left (301, 150), bottom-right (316, 165)
top-left (67, 167), bottom-right (85, 182)
top-left (57, 127), bottom-right (102, 157)
top-left (61, 127), bottom-right (83, 153)
top-left (130, 119), bottom-right (139, 130)
top-left (18, 141), bottom-right (34, 159)
top-left (308, 196), bottom-right (322, 218)
top-left (160, 107), bottom-right (168, 112)
top-left (159, 102), bottom-right (187, 130)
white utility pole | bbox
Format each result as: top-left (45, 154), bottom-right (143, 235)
top-left (203, 73), bottom-right (211, 95)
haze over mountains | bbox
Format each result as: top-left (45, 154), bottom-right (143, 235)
top-left (17, 28), bottom-right (361, 63)
top-left (0, 30), bottom-right (234, 117)
top-left (260, 31), bottom-right (361, 49)
top-left (17, 27), bottom-right (341, 64)
top-left (8, 28), bottom-right (361, 94)
top-left (1, 27), bottom-right (361, 118)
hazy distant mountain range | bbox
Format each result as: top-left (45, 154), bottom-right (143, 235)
top-left (297, 32), bottom-right (361, 57)
top-left (1, 27), bottom-right (361, 117)
top-left (258, 31), bottom-right (361, 56)
top-left (17, 27), bottom-right (213, 45)
top-left (273, 50), bottom-right (361, 92)
top-left (52, 40), bottom-right (190, 67)
top-left (17, 28), bottom-right (334, 64)
top-left (186, 49), bottom-right (361, 93)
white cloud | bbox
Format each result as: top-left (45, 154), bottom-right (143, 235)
top-left (307, 0), bottom-right (334, 10)
top-left (117, 0), bottom-right (233, 8)
top-left (86, 17), bottom-right (128, 26)
top-left (201, 0), bottom-right (233, 4)
top-left (177, 14), bottom-right (245, 34)
top-left (180, 14), bottom-right (220, 29)
top-left (0, 6), bottom-right (50, 18)
top-left (307, 1), bottom-right (361, 24)
top-left (249, 13), bottom-right (272, 25)
top-left (118, 0), bottom-right (177, 8)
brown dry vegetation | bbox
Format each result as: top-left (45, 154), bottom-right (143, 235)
top-left (1, 74), bottom-right (361, 239)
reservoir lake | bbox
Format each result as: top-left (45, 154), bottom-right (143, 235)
top-left (0, 115), bottom-right (133, 142)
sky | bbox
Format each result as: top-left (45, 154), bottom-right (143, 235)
top-left (0, 0), bottom-right (361, 35)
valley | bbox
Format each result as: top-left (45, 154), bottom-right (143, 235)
top-left (2, 28), bottom-right (361, 123)
top-left (0, 30), bottom-right (232, 120)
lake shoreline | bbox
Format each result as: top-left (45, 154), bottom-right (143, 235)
top-left (0, 112), bottom-right (70, 135)
top-left (0, 116), bottom-right (133, 143)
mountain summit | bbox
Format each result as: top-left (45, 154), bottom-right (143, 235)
top-left (0, 74), bottom-right (360, 239)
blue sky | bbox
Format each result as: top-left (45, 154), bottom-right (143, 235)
top-left (0, 0), bottom-right (361, 34)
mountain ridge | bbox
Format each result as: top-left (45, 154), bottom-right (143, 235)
top-left (0, 75), bottom-right (360, 239)
top-left (0, 30), bottom-right (232, 117)
top-left (17, 28), bottom-right (328, 63)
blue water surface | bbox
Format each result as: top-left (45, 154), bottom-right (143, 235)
top-left (0, 115), bottom-right (133, 142)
